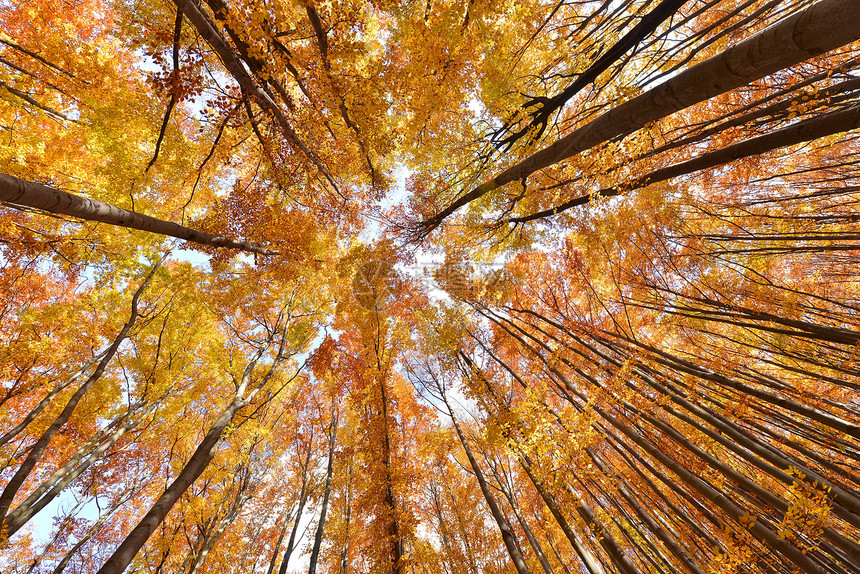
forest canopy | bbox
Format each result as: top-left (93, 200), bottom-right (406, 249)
top-left (1, 0), bottom-right (860, 573)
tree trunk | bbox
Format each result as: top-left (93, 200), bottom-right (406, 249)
top-left (379, 375), bottom-right (405, 574)
top-left (50, 487), bottom-right (134, 574)
top-left (95, 325), bottom-right (290, 574)
top-left (510, 103), bottom-right (860, 224)
top-left (172, 0), bottom-right (335, 188)
top-left (444, 394), bottom-right (534, 574)
top-left (6, 402), bottom-right (153, 535)
top-left (279, 441), bottom-right (315, 574)
top-left (308, 417), bottom-right (338, 574)
top-left (591, 452), bottom-right (708, 574)
top-left (340, 462), bottom-right (352, 574)
top-left (0, 351), bottom-right (106, 448)
top-left (422, 0), bottom-right (860, 231)
top-left (0, 173), bottom-right (275, 256)
top-left (0, 259), bottom-right (161, 530)
top-left (95, 392), bottom-right (250, 574)
top-left (266, 521), bottom-right (291, 574)
top-left (495, 0), bottom-right (688, 147)
top-left (490, 460), bottom-right (556, 574)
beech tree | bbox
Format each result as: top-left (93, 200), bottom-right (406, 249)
top-left (1, 0), bottom-right (859, 573)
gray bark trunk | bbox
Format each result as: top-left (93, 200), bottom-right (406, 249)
top-left (423, 0), bottom-right (860, 230)
top-left (511, 103), bottom-right (860, 223)
top-left (0, 260), bottom-right (161, 529)
top-left (308, 418), bottom-right (338, 574)
top-left (444, 395), bottom-right (534, 574)
top-left (0, 173), bottom-right (275, 255)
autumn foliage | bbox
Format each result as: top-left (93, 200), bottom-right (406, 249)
top-left (1, 0), bottom-right (859, 573)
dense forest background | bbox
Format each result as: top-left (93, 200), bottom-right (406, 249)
top-left (1, 0), bottom-right (859, 573)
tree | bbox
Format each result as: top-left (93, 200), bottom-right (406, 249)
top-left (2, 0), bottom-right (859, 573)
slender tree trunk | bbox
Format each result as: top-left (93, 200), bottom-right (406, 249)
top-left (510, 103), bottom-right (860, 223)
top-left (279, 441), bottom-right (315, 574)
top-left (590, 453), bottom-right (708, 574)
top-left (308, 416), bottom-right (338, 574)
top-left (0, 351), bottom-right (106, 448)
top-left (495, 0), bottom-right (689, 147)
top-left (0, 259), bottom-right (161, 530)
top-left (172, 0), bottom-right (336, 188)
top-left (96, 324), bottom-right (291, 574)
top-left (379, 376), bottom-right (405, 574)
top-left (511, 307), bottom-right (860, 511)
top-left (430, 483), bottom-right (459, 574)
top-left (443, 393), bottom-right (534, 574)
top-left (5, 402), bottom-right (153, 535)
top-left (458, 350), bottom-right (624, 574)
top-left (446, 484), bottom-right (481, 574)
top-left (23, 495), bottom-right (86, 574)
top-left (50, 487), bottom-right (134, 574)
top-left (573, 382), bottom-right (829, 574)
top-left (489, 461), bottom-right (556, 574)
top-left (340, 462), bottom-right (352, 574)
top-left (266, 521), bottom-right (291, 574)
top-left (187, 495), bottom-right (248, 574)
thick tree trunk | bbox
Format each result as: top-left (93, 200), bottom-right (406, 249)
top-left (0, 173), bottom-right (275, 255)
top-left (96, 326), bottom-right (290, 574)
top-left (510, 103), bottom-right (860, 224)
top-left (95, 393), bottom-right (249, 574)
top-left (422, 0), bottom-right (860, 231)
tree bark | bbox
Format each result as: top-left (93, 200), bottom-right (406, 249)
top-left (0, 172), bottom-right (276, 256)
top-left (444, 394), bottom-right (534, 574)
top-left (489, 459), bottom-right (556, 574)
top-left (95, 392), bottom-right (249, 574)
top-left (172, 0), bottom-right (336, 189)
top-left (0, 351), bottom-right (106, 448)
top-left (0, 259), bottom-right (161, 531)
top-left (96, 324), bottom-right (291, 574)
top-left (308, 416), bottom-right (338, 574)
top-left (5, 402), bottom-right (152, 535)
top-left (50, 487), bottom-right (134, 574)
top-left (509, 103), bottom-right (860, 224)
top-left (422, 0), bottom-right (860, 231)
top-left (279, 441), bottom-right (315, 574)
